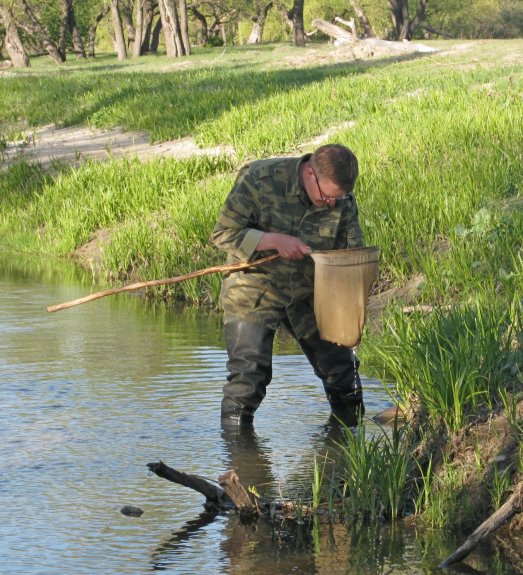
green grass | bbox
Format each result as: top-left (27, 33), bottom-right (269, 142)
top-left (334, 420), bottom-right (412, 521)
top-left (371, 298), bottom-right (521, 433)
top-left (0, 154), bottom-right (235, 303)
top-left (1, 40), bottom-right (522, 528)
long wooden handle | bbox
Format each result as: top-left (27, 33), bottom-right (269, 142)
top-left (46, 253), bottom-right (280, 313)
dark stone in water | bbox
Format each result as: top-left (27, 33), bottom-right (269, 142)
top-left (120, 505), bottom-right (144, 517)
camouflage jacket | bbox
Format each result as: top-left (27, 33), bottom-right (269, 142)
top-left (210, 154), bottom-right (364, 338)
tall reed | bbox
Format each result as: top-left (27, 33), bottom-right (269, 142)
top-left (371, 301), bottom-right (519, 434)
top-left (335, 420), bottom-right (411, 521)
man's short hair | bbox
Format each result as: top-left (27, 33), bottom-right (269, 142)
top-left (311, 144), bottom-right (359, 193)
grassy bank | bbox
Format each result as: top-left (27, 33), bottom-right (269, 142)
top-left (1, 40), bottom-right (522, 544)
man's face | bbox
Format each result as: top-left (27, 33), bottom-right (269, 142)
top-left (305, 163), bottom-right (351, 208)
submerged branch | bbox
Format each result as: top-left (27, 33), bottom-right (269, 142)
top-left (147, 461), bottom-right (230, 507)
top-left (146, 460), bottom-right (341, 522)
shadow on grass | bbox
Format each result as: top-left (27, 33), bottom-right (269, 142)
top-left (0, 48), bottom-right (431, 142)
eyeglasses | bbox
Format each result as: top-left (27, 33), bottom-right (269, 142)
top-left (311, 167), bottom-right (352, 207)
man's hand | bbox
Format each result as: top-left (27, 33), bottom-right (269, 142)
top-left (256, 232), bottom-right (312, 260)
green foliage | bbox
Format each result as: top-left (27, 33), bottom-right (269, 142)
top-left (372, 300), bottom-right (520, 433)
top-left (427, 0), bottom-right (523, 39)
top-left (336, 420), bottom-right (412, 521)
top-left (418, 456), bottom-right (468, 528)
top-left (206, 35), bottom-right (224, 47)
top-left (0, 154), bottom-right (234, 303)
top-left (489, 462), bottom-right (512, 509)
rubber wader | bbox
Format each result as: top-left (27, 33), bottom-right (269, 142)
top-left (221, 319), bottom-right (364, 426)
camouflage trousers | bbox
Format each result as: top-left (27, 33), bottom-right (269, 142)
top-left (221, 318), bottom-right (364, 424)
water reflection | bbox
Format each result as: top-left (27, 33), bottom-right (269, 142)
top-left (221, 426), bottom-right (275, 496)
top-left (0, 257), bottom-right (516, 575)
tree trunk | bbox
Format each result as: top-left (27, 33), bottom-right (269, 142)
top-left (133, 0), bottom-right (145, 56)
top-left (150, 16), bottom-right (162, 52)
top-left (0, 6), bottom-right (30, 67)
top-left (58, 0), bottom-right (68, 60)
top-left (247, 2), bottom-right (273, 44)
top-left (334, 16), bottom-right (358, 38)
top-left (247, 20), bottom-right (261, 44)
top-left (388, 0), bottom-right (410, 40)
top-left (348, 0), bottom-right (375, 37)
top-left (189, 5), bottom-right (208, 45)
top-left (120, 1), bottom-right (136, 50)
top-left (18, 0), bottom-right (65, 63)
top-left (291, 0), bottom-right (305, 47)
top-left (407, 0), bottom-right (429, 39)
top-left (140, 0), bottom-right (154, 52)
top-left (88, 6), bottom-right (110, 58)
top-left (440, 482), bottom-right (523, 568)
top-left (157, 0), bottom-right (186, 57)
top-left (157, 0), bottom-right (176, 56)
top-left (171, 0), bottom-right (185, 56)
top-left (67, 0), bottom-right (86, 58)
top-left (178, 0), bottom-right (190, 55)
top-left (312, 19), bottom-right (353, 44)
top-left (110, 0), bottom-right (127, 60)
top-left (282, 7), bottom-right (293, 32)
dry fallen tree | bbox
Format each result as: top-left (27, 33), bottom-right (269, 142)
top-left (312, 18), bottom-right (436, 54)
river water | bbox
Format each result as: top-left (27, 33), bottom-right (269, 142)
top-left (0, 256), bottom-right (515, 575)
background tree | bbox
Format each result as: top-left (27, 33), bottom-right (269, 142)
top-left (150, 14), bottom-right (162, 50)
top-left (16, 0), bottom-right (64, 62)
top-left (188, 0), bottom-right (244, 46)
top-left (287, 0), bottom-right (305, 46)
top-left (178, 0), bottom-right (190, 53)
top-left (128, 0), bottom-right (158, 55)
top-left (348, 0), bottom-right (374, 37)
top-left (0, 2), bottom-right (30, 66)
top-left (387, 0), bottom-right (429, 40)
top-left (132, 0), bottom-right (145, 55)
top-left (157, 0), bottom-right (190, 56)
top-left (120, 0), bottom-right (137, 51)
top-left (60, 0), bottom-right (85, 58)
top-left (110, 0), bottom-right (127, 59)
top-left (246, 0), bottom-right (273, 43)
top-left (2, 0), bottom-right (523, 65)
top-left (425, 0), bottom-right (523, 39)
top-left (188, 3), bottom-right (208, 45)
top-left (87, 3), bottom-right (110, 57)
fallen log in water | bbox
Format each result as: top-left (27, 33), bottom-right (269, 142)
top-left (218, 469), bottom-right (260, 519)
top-left (147, 461), bottom-right (232, 511)
top-left (147, 461), bottom-right (260, 516)
top-left (439, 481), bottom-right (523, 568)
top-left (147, 460), bottom-right (342, 523)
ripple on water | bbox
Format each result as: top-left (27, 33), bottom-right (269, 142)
top-left (2, 269), bottom-right (511, 575)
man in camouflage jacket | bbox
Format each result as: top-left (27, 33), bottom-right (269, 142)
top-left (211, 144), bottom-right (365, 427)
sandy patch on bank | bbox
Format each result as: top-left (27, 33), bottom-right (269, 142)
top-left (3, 124), bottom-right (235, 169)
top-left (3, 121), bottom-right (362, 170)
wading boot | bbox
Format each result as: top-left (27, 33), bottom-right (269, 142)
top-left (221, 320), bottom-right (275, 428)
top-left (220, 406), bottom-right (255, 429)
